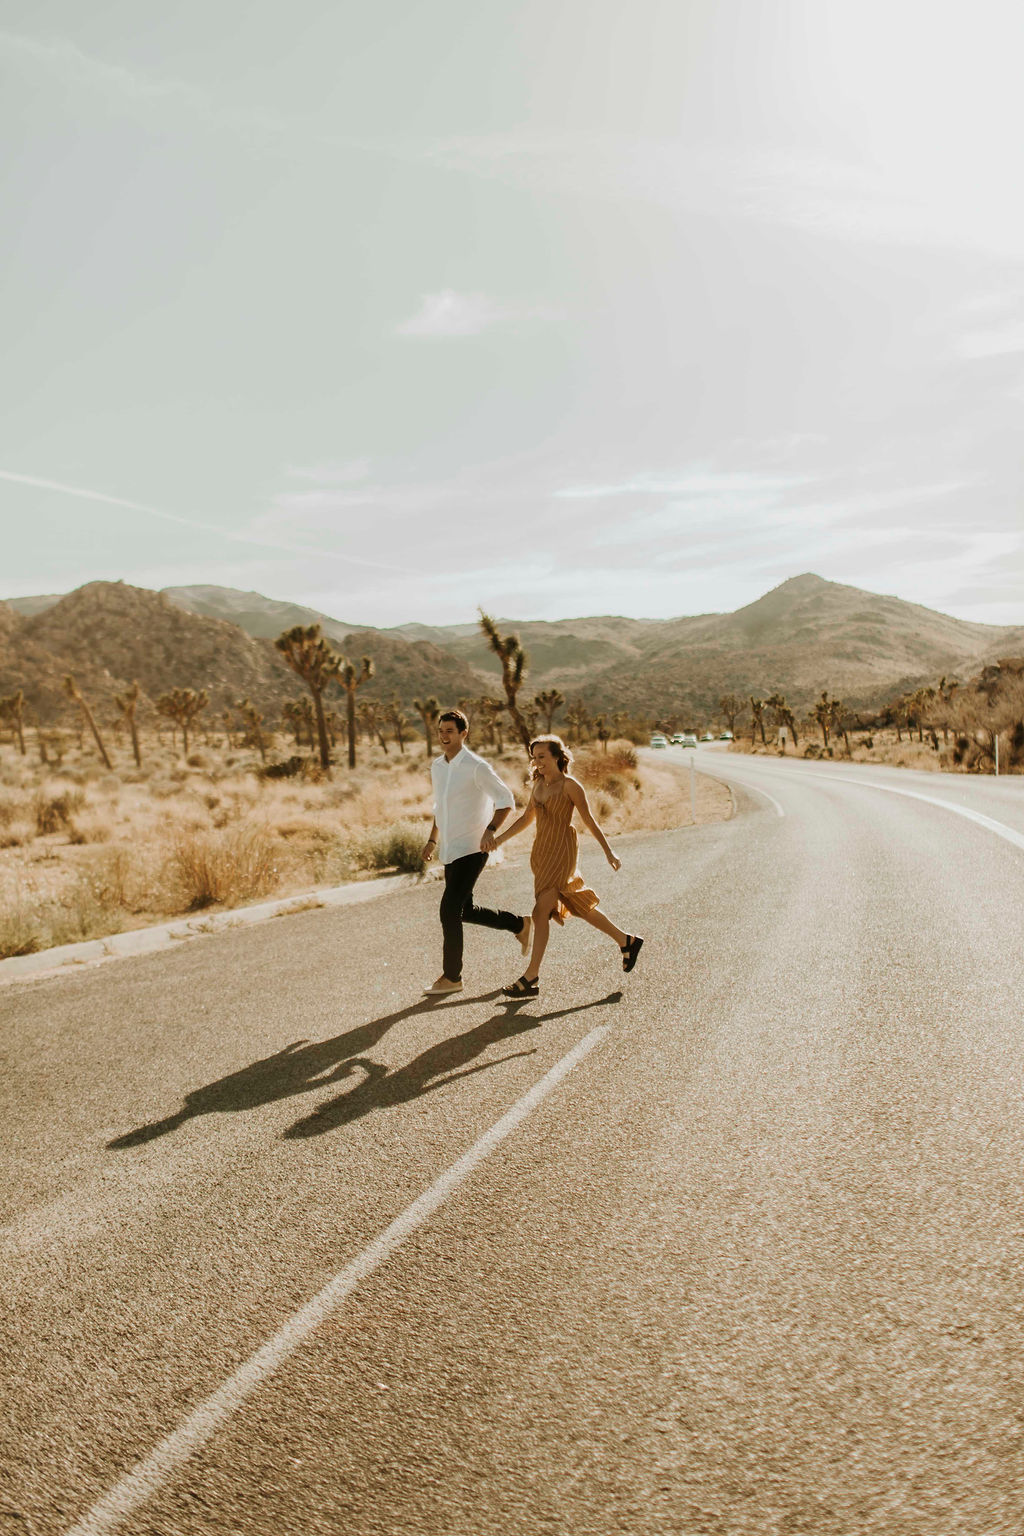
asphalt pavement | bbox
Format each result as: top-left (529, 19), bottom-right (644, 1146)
top-left (3, 749), bottom-right (1024, 1536)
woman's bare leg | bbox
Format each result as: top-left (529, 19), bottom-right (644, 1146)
top-left (525, 890), bottom-right (558, 980)
top-left (577, 904), bottom-right (628, 948)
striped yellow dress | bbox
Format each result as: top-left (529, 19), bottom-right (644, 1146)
top-left (531, 781), bottom-right (600, 925)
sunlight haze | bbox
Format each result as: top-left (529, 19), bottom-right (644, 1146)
top-left (2, 0), bottom-right (1022, 626)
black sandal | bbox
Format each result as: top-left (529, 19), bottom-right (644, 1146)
top-left (503, 975), bottom-right (539, 997)
top-left (621, 936), bottom-right (644, 973)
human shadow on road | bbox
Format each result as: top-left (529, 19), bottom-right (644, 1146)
top-left (106, 990), bottom-right (502, 1149)
top-left (282, 991), bottom-right (623, 1139)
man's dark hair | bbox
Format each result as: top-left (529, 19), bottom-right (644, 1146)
top-left (438, 708), bottom-right (469, 734)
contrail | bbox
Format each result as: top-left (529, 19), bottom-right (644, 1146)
top-left (0, 470), bottom-right (415, 574)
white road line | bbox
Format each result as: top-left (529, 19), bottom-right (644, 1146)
top-left (63, 1023), bottom-right (612, 1536)
top-left (840, 778), bottom-right (1024, 853)
top-left (703, 770), bottom-right (784, 819)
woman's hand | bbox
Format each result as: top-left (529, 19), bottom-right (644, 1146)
top-left (480, 829), bottom-right (497, 853)
top-left (607, 851), bottom-right (621, 871)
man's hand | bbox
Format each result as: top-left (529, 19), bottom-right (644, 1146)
top-left (422, 839), bottom-right (437, 863)
top-left (480, 829), bottom-right (497, 854)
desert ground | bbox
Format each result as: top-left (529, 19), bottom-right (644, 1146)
top-left (0, 732), bottom-right (731, 959)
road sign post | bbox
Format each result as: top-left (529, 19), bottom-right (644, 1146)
top-left (690, 752), bottom-right (696, 823)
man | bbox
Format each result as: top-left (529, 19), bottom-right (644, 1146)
top-left (421, 708), bottom-right (531, 996)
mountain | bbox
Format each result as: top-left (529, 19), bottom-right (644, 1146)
top-left (3, 574), bottom-right (1021, 726)
top-left (0, 581), bottom-right (300, 722)
top-left (162, 585), bottom-right (361, 645)
top-left (0, 581), bottom-right (481, 724)
top-left (577, 574), bottom-right (1024, 717)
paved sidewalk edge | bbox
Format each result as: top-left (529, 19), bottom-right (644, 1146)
top-left (0, 872), bottom-right (422, 988)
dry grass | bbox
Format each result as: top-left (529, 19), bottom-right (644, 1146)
top-left (730, 729), bottom-right (961, 771)
top-left (0, 730), bottom-right (731, 958)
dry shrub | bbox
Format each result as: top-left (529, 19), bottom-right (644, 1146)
top-left (0, 821), bottom-right (34, 850)
top-left (67, 811), bottom-right (114, 845)
top-left (344, 819), bottom-right (426, 874)
top-left (167, 825), bottom-right (281, 910)
top-left (0, 897), bottom-right (44, 958)
top-left (48, 872), bottom-right (126, 946)
top-left (33, 784), bottom-right (86, 834)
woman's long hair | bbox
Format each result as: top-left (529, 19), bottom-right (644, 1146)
top-left (530, 734), bottom-right (573, 780)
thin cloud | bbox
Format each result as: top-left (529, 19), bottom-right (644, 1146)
top-left (0, 29), bottom-right (371, 158)
top-left (395, 289), bottom-right (550, 337)
top-left (556, 470), bottom-right (813, 500)
top-left (0, 470), bottom-right (415, 574)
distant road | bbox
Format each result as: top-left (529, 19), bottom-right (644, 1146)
top-left (3, 748), bottom-right (1024, 1535)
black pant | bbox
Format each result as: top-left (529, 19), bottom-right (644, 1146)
top-left (440, 852), bottom-right (523, 981)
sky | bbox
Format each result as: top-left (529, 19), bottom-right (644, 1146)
top-left (1, 0), bottom-right (1022, 628)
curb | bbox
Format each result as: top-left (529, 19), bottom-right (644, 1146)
top-left (0, 872), bottom-right (423, 988)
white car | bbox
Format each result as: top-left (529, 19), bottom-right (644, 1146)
top-left (700, 732), bottom-right (714, 742)
top-left (719, 730), bottom-right (733, 741)
top-left (649, 733), bottom-right (669, 748)
top-left (680, 732), bottom-right (698, 748)
top-left (670, 733), bottom-right (685, 745)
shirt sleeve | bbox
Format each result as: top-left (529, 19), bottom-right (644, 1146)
top-left (473, 757), bottom-right (515, 810)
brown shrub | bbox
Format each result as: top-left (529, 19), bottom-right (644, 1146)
top-left (167, 825), bottom-right (281, 910)
top-left (33, 785), bottom-right (86, 834)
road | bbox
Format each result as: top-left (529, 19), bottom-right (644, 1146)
top-left (2, 748), bottom-right (1024, 1536)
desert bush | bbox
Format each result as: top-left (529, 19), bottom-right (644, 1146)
top-left (0, 897), bottom-right (44, 958)
top-left (67, 811), bottom-right (114, 845)
top-left (167, 825), bottom-right (281, 910)
top-left (0, 821), bottom-right (34, 849)
top-left (34, 784), bottom-right (87, 835)
top-left (48, 872), bottom-right (126, 946)
top-left (344, 819), bottom-right (427, 874)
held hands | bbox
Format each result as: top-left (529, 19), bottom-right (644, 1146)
top-left (480, 829), bottom-right (498, 854)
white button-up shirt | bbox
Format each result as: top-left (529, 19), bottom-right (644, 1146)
top-left (431, 746), bottom-right (516, 865)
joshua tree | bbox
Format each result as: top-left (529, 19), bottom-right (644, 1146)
top-left (765, 691), bottom-right (798, 750)
top-left (235, 697), bottom-right (266, 762)
top-left (907, 685), bottom-right (936, 743)
top-left (358, 698), bottom-right (389, 755)
top-left (479, 697), bottom-right (505, 752)
top-left (565, 699), bottom-right (590, 744)
top-left (0, 690), bottom-right (26, 755)
top-left (283, 697), bottom-right (313, 748)
top-left (275, 624), bottom-right (344, 770)
top-left (413, 696), bottom-right (441, 759)
top-left (114, 681), bottom-right (143, 767)
top-left (533, 689), bottom-right (565, 734)
top-left (63, 674), bottom-right (114, 768)
top-left (324, 709), bottom-right (342, 750)
top-left (593, 714), bottom-right (611, 752)
top-left (478, 610), bottom-right (532, 750)
top-left (386, 697), bottom-right (410, 754)
top-left (749, 696), bottom-right (767, 747)
top-left (156, 687), bottom-right (209, 756)
top-left (936, 675), bottom-right (959, 742)
top-left (718, 694), bottom-right (743, 735)
top-left (811, 690), bottom-right (843, 751)
top-left (337, 655), bottom-right (374, 769)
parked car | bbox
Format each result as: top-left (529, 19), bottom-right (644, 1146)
top-left (700, 732), bottom-right (714, 742)
top-left (719, 730), bottom-right (733, 740)
top-left (670, 733), bottom-right (685, 744)
top-left (680, 732), bottom-right (698, 748)
top-left (649, 733), bottom-right (669, 748)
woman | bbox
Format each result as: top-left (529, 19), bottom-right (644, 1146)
top-left (483, 735), bottom-right (643, 997)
